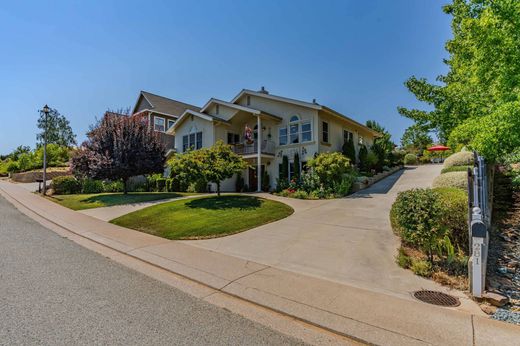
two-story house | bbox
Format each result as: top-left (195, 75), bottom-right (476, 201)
top-left (168, 87), bottom-right (380, 192)
top-left (132, 91), bottom-right (199, 153)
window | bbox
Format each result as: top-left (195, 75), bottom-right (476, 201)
top-left (301, 122), bottom-right (312, 142)
top-left (290, 124), bottom-right (299, 144)
top-left (279, 116), bottom-right (312, 146)
top-left (196, 132), bottom-right (202, 149)
top-left (227, 132), bottom-right (240, 144)
top-left (182, 132), bottom-right (203, 152)
top-left (246, 95), bottom-right (251, 106)
top-left (289, 161), bottom-right (295, 179)
top-left (279, 127), bottom-right (287, 145)
top-left (154, 116), bottom-right (165, 132)
top-left (322, 121), bottom-right (329, 143)
top-left (167, 119), bottom-right (175, 131)
top-left (343, 129), bottom-right (353, 143)
top-left (215, 104), bottom-right (220, 115)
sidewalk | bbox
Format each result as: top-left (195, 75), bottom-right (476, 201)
top-left (1, 181), bottom-right (519, 345)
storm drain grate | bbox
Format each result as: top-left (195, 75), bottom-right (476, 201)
top-left (413, 290), bottom-right (461, 307)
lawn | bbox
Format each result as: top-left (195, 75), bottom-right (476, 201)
top-left (110, 195), bottom-right (294, 240)
top-left (49, 192), bottom-right (192, 210)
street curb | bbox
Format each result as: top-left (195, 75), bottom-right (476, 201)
top-left (0, 186), bottom-right (371, 345)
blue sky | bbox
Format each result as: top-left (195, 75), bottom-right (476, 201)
top-left (0, 0), bottom-right (450, 154)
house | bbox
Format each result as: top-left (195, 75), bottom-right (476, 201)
top-left (168, 87), bottom-right (380, 192)
top-left (132, 91), bottom-right (199, 153)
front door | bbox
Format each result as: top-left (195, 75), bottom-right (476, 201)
top-left (248, 165), bottom-right (265, 191)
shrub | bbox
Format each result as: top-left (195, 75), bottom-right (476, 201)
top-left (390, 188), bottom-right (445, 261)
top-left (292, 190), bottom-right (309, 199)
top-left (432, 171), bottom-right (468, 190)
top-left (307, 152), bottom-right (351, 189)
top-left (403, 153), bottom-right (417, 165)
top-left (52, 176), bottom-right (81, 195)
top-left (102, 180), bottom-right (124, 193)
top-left (342, 138), bottom-right (356, 163)
top-left (333, 174), bottom-right (355, 197)
top-left (443, 151), bottom-right (474, 169)
top-left (262, 171), bottom-right (270, 192)
top-left (396, 247), bottom-right (411, 268)
top-left (187, 179), bottom-right (208, 193)
top-left (235, 173), bottom-right (245, 192)
top-left (301, 170), bottom-right (320, 193)
top-left (156, 178), bottom-right (167, 192)
top-left (366, 151), bottom-right (379, 171)
top-left (81, 179), bottom-right (104, 194)
top-left (389, 150), bottom-right (405, 166)
top-left (441, 165), bottom-right (472, 174)
top-left (358, 145), bottom-right (368, 170)
top-left (147, 174), bottom-right (163, 192)
top-left (410, 258), bottom-right (432, 277)
top-left (434, 187), bottom-right (469, 253)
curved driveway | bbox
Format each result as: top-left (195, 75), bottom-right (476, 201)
top-left (186, 165), bottom-right (454, 300)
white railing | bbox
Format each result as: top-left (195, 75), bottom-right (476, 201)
top-left (232, 140), bottom-right (276, 156)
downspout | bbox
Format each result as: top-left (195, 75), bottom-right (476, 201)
top-left (257, 115), bottom-right (262, 192)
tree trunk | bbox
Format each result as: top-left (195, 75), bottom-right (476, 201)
top-left (217, 181), bottom-right (221, 197)
top-left (123, 177), bottom-right (128, 195)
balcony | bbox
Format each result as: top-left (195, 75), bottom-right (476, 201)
top-left (232, 140), bottom-right (276, 156)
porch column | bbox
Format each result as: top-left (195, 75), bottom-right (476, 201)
top-left (257, 115), bottom-right (262, 192)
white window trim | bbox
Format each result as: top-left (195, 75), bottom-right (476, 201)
top-left (322, 121), bottom-right (329, 143)
top-left (182, 131), bottom-right (203, 152)
top-left (154, 116), bottom-right (166, 132)
top-left (343, 128), bottom-right (353, 143)
top-left (167, 119), bottom-right (175, 130)
top-left (278, 117), bottom-right (313, 147)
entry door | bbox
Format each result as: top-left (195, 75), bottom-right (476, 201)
top-left (248, 165), bottom-right (265, 191)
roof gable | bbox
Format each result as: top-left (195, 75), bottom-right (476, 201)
top-left (132, 91), bottom-right (200, 117)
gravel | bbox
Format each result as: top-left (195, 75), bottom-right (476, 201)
top-left (0, 195), bottom-right (305, 345)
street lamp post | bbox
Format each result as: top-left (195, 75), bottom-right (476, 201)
top-left (41, 104), bottom-right (50, 195)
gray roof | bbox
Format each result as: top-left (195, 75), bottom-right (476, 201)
top-left (139, 91), bottom-right (199, 117)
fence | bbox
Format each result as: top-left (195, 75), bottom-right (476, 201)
top-left (468, 151), bottom-right (493, 297)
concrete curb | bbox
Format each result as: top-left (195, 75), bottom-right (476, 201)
top-left (1, 182), bottom-right (519, 345)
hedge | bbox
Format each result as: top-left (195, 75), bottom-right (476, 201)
top-left (432, 171), bottom-right (468, 190)
top-left (52, 176), bottom-right (81, 195)
top-left (433, 187), bottom-right (469, 253)
top-left (443, 151), bottom-right (474, 169)
top-left (441, 165), bottom-right (472, 174)
top-left (403, 153), bottom-right (417, 165)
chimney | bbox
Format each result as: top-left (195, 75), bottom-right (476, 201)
top-left (312, 98), bottom-right (317, 104)
top-left (259, 86), bottom-right (269, 94)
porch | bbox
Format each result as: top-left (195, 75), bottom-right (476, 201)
top-left (231, 140), bottom-right (276, 157)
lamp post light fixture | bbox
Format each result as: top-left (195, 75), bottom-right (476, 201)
top-left (41, 104), bottom-right (50, 195)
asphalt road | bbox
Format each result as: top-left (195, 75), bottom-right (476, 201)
top-left (0, 195), bottom-right (305, 345)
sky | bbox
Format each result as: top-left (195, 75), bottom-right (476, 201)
top-left (0, 0), bottom-right (451, 154)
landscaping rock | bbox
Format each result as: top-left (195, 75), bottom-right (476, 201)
top-left (483, 291), bottom-right (509, 307)
top-left (480, 304), bottom-right (498, 315)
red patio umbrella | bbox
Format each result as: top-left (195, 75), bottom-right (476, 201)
top-left (427, 145), bottom-right (450, 152)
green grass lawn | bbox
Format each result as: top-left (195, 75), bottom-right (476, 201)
top-left (110, 195), bottom-right (294, 240)
top-left (49, 192), bottom-right (192, 211)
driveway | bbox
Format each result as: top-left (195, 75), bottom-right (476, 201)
top-left (186, 165), bottom-right (449, 299)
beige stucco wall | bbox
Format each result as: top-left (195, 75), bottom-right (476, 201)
top-left (173, 115), bottom-right (215, 152)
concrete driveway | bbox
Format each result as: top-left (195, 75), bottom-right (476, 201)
top-left (186, 165), bottom-right (452, 300)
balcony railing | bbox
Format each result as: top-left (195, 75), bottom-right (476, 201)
top-left (232, 140), bottom-right (276, 156)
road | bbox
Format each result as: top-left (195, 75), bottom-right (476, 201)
top-left (0, 195), bottom-right (304, 345)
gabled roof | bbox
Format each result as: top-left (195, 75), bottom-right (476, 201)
top-left (200, 98), bottom-right (282, 121)
top-left (167, 109), bottom-right (230, 134)
top-left (231, 89), bottom-right (381, 137)
top-left (132, 91), bottom-right (199, 117)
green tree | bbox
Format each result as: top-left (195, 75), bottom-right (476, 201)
top-left (281, 155), bottom-right (289, 181)
top-left (307, 152), bottom-right (351, 187)
top-left (367, 120), bottom-right (394, 171)
top-left (358, 145), bottom-right (368, 171)
top-left (398, 0), bottom-right (520, 154)
top-left (168, 141), bottom-right (248, 196)
top-left (400, 124), bottom-right (433, 153)
top-left (37, 107), bottom-right (77, 148)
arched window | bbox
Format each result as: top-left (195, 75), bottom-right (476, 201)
top-left (290, 115), bottom-right (300, 123)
